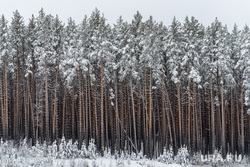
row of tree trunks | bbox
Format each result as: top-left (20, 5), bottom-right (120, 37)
top-left (0, 52), bottom-right (249, 159)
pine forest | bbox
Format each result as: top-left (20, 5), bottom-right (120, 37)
top-left (0, 8), bottom-right (250, 160)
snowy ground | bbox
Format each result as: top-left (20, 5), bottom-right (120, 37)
top-left (0, 139), bottom-right (249, 167)
top-left (1, 155), bottom-right (249, 167)
top-left (0, 157), bottom-right (181, 167)
top-left (51, 159), bottom-right (250, 167)
top-left (52, 158), bottom-right (182, 167)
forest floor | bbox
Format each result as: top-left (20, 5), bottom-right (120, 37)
top-left (50, 158), bottom-right (181, 167)
top-left (1, 156), bottom-right (250, 166)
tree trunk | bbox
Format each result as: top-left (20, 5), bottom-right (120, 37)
top-left (221, 69), bottom-right (226, 157)
top-left (149, 68), bottom-right (153, 158)
top-left (130, 71), bottom-right (137, 153)
top-left (188, 59), bottom-right (191, 150)
top-left (115, 71), bottom-right (120, 151)
top-left (4, 55), bottom-right (9, 140)
top-left (62, 84), bottom-right (66, 136)
top-left (45, 55), bottom-right (50, 143)
top-left (162, 80), bottom-right (173, 146)
top-left (93, 68), bottom-right (98, 141)
top-left (121, 81), bottom-right (124, 150)
top-left (193, 81), bottom-right (196, 152)
top-left (177, 81), bottom-right (182, 146)
top-left (78, 67), bottom-right (83, 144)
top-left (240, 72), bottom-right (244, 156)
top-left (0, 72), bottom-right (4, 139)
top-left (235, 73), bottom-right (240, 150)
top-left (100, 57), bottom-right (104, 155)
top-left (52, 54), bottom-right (61, 140)
top-left (16, 47), bottom-right (20, 141)
top-left (27, 74), bottom-right (35, 143)
top-left (85, 72), bottom-right (89, 144)
top-left (88, 66), bottom-right (92, 140)
top-left (230, 88), bottom-right (235, 155)
top-left (211, 72), bottom-right (215, 153)
top-left (72, 81), bottom-right (75, 141)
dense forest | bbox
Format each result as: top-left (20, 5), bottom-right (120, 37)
top-left (0, 8), bottom-right (249, 159)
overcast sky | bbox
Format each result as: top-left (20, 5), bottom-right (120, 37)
top-left (0, 0), bottom-right (249, 31)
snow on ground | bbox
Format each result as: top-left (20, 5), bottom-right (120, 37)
top-left (52, 158), bottom-right (182, 167)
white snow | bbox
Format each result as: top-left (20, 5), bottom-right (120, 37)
top-left (52, 158), bottom-right (182, 167)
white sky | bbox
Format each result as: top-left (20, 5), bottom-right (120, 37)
top-left (0, 0), bottom-right (249, 31)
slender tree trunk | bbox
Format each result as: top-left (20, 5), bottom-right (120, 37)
top-left (105, 85), bottom-right (109, 148)
top-left (193, 81), bottom-right (196, 152)
top-left (115, 71), bottom-right (120, 151)
top-left (161, 82), bottom-right (166, 146)
top-left (240, 73), bottom-right (244, 156)
top-left (62, 84), bottom-right (66, 136)
top-left (235, 73), bottom-right (240, 151)
top-left (121, 81), bottom-right (124, 150)
top-left (78, 67), bottom-right (83, 144)
top-left (24, 77), bottom-right (28, 139)
top-left (149, 68), bottom-right (153, 158)
top-left (100, 57), bottom-right (104, 155)
top-left (27, 74), bottom-right (35, 143)
top-left (16, 47), bottom-right (20, 141)
top-left (85, 72), bottom-right (89, 144)
top-left (0, 72), bottom-right (4, 139)
top-left (21, 47), bottom-right (28, 140)
top-left (137, 82), bottom-right (141, 151)
top-left (211, 72), bottom-right (215, 153)
top-left (161, 79), bottom-right (173, 146)
top-left (187, 59), bottom-right (191, 150)
top-left (221, 69), bottom-right (226, 157)
top-left (198, 86), bottom-right (202, 153)
top-left (231, 88), bottom-right (235, 155)
top-left (143, 64), bottom-right (148, 155)
top-left (31, 50), bottom-right (36, 142)
top-left (130, 71), bottom-right (137, 153)
top-left (94, 68), bottom-right (98, 141)
top-left (72, 81), bottom-right (75, 141)
top-left (52, 54), bottom-right (61, 140)
top-left (177, 81), bottom-right (182, 146)
top-left (45, 55), bottom-right (50, 143)
top-left (4, 55), bottom-right (8, 140)
top-left (88, 67), bottom-right (92, 140)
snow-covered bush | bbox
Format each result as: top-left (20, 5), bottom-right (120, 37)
top-left (117, 151), bottom-right (126, 167)
top-left (19, 138), bottom-right (29, 157)
top-left (88, 139), bottom-right (96, 159)
top-left (71, 141), bottom-right (79, 158)
top-left (190, 152), bottom-right (201, 165)
top-left (32, 141), bottom-right (44, 157)
top-left (58, 136), bottom-right (67, 159)
top-left (211, 149), bottom-right (224, 167)
top-left (30, 141), bottom-right (47, 165)
top-left (104, 148), bottom-right (112, 158)
top-left (158, 146), bottom-right (174, 164)
top-left (80, 141), bottom-right (88, 158)
top-left (174, 146), bottom-right (190, 166)
top-left (48, 140), bottom-right (58, 160)
top-left (130, 152), bottom-right (137, 160)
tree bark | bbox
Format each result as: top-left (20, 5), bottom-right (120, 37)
top-left (78, 67), bottom-right (83, 145)
top-left (130, 71), bottom-right (137, 153)
top-left (211, 72), bottom-right (215, 153)
top-left (100, 57), bottom-right (104, 155)
top-left (240, 72), bottom-right (244, 156)
top-left (0, 72), bottom-right (4, 139)
top-left (221, 69), bottom-right (226, 157)
top-left (45, 55), bottom-right (50, 143)
top-left (188, 59), bottom-right (191, 150)
top-left (177, 81), bottom-right (182, 146)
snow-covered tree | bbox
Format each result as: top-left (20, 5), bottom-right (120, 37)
top-left (0, 15), bottom-right (9, 141)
